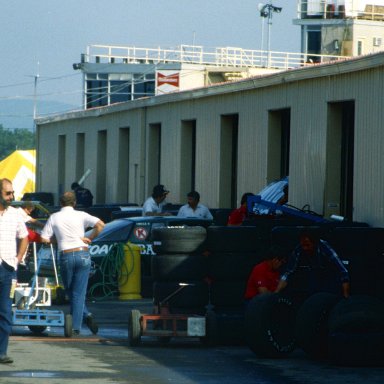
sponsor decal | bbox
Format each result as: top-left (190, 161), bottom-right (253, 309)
top-left (134, 227), bottom-right (148, 241)
top-left (138, 243), bottom-right (156, 256)
top-left (89, 243), bottom-right (114, 256)
top-left (89, 242), bottom-right (157, 256)
top-left (157, 72), bottom-right (180, 87)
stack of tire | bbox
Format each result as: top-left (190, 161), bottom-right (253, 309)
top-left (296, 293), bottom-right (384, 366)
top-left (245, 225), bottom-right (384, 362)
top-left (151, 226), bottom-right (209, 315)
top-left (204, 226), bottom-right (270, 344)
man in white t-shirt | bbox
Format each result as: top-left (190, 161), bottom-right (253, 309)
top-left (41, 191), bottom-right (104, 336)
top-left (142, 184), bottom-right (171, 216)
top-left (177, 191), bottom-right (213, 220)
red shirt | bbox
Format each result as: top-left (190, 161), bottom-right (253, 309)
top-left (244, 261), bottom-right (280, 300)
top-left (227, 205), bottom-right (247, 225)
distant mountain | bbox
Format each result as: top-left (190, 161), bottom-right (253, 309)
top-left (0, 99), bottom-right (78, 130)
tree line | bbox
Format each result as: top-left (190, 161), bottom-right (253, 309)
top-left (0, 125), bottom-right (35, 161)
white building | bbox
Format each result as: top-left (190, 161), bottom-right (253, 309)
top-left (36, 51), bottom-right (384, 227)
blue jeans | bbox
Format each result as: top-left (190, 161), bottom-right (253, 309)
top-left (0, 262), bottom-right (16, 355)
top-left (59, 250), bottom-right (91, 331)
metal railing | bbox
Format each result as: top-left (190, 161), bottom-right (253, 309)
top-left (84, 44), bottom-right (349, 71)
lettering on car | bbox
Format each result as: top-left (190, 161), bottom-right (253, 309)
top-left (89, 243), bottom-right (156, 256)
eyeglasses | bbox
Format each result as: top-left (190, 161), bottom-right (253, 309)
top-left (5, 191), bottom-right (14, 196)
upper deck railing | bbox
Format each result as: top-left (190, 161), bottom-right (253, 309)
top-left (296, 0), bottom-right (384, 20)
top-left (83, 44), bottom-right (349, 71)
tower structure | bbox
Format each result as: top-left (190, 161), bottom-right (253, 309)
top-left (294, 0), bottom-right (384, 61)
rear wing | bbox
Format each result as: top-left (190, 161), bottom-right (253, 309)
top-left (247, 195), bottom-right (329, 223)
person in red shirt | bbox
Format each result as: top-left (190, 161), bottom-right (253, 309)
top-left (227, 192), bottom-right (254, 226)
top-left (244, 245), bottom-right (287, 303)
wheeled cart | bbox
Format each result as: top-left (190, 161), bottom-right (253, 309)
top-left (12, 242), bottom-right (73, 337)
top-left (128, 283), bottom-right (217, 346)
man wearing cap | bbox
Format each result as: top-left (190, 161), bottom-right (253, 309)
top-left (71, 182), bottom-right (93, 208)
top-left (142, 185), bottom-right (171, 216)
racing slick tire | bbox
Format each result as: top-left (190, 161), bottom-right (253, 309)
top-left (328, 295), bottom-right (384, 333)
top-left (295, 292), bottom-right (341, 359)
top-left (152, 226), bottom-right (207, 254)
top-left (151, 254), bottom-right (208, 281)
top-left (205, 226), bottom-right (264, 253)
top-left (245, 293), bottom-right (296, 358)
top-left (327, 295), bottom-right (384, 366)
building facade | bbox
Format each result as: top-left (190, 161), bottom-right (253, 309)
top-left (36, 52), bottom-right (384, 226)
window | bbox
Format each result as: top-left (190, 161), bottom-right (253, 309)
top-left (357, 40), bottom-right (363, 55)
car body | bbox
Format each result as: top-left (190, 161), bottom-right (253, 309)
top-left (88, 216), bottom-right (212, 296)
top-left (89, 216), bottom-right (211, 256)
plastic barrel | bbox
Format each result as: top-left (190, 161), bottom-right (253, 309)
top-left (118, 243), bottom-right (142, 300)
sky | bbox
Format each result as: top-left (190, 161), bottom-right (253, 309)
top-left (0, 0), bottom-right (300, 130)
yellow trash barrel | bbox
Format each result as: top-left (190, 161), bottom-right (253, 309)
top-left (118, 243), bottom-right (142, 300)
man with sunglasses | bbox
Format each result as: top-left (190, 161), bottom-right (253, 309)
top-left (0, 178), bottom-right (29, 364)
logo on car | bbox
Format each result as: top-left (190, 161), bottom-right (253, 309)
top-left (134, 227), bottom-right (148, 240)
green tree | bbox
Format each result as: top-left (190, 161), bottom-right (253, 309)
top-left (0, 125), bottom-right (35, 161)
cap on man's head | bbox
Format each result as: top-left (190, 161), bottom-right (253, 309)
top-left (71, 182), bottom-right (80, 190)
top-left (152, 184), bottom-right (169, 198)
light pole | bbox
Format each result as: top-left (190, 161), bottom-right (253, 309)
top-left (33, 62), bottom-right (40, 133)
top-left (258, 2), bottom-right (282, 67)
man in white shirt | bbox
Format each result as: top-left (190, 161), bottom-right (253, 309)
top-left (142, 184), bottom-right (171, 216)
top-left (0, 178), bottom-right (29, 364)
top-left (41, 191), bottom-right (104, 336)
top-left (177, 191), bottom-right (213, 220)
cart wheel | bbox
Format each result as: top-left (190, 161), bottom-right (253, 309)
top-left (128, 309), bottom-right (141, 346)
top-left (64, 314), bottom-right (73, 338)
top-left (28, 325), bottom-right (47, 334)
top-left (201, 310), bottom-right (218, 346)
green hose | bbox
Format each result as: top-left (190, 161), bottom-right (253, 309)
top-left (88, 242), bottom-right (136, 300)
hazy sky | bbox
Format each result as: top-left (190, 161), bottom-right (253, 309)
top-left (0, 0), bottom-right (299, 129)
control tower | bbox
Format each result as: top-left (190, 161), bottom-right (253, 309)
top-left (294, 0), bottom-right (384, 60)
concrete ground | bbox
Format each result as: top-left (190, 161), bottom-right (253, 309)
top-left (1, 298), bottom-right (383, 384)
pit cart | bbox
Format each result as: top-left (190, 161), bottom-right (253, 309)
top-left (128, 283), bottom-right (217, 346)
top-left (12, 242), bottom-right (73, 337)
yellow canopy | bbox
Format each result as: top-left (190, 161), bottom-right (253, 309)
top-left (0, 150), bottom-right (35, 201)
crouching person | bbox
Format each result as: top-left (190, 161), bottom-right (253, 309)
top-left (244, 245), bottom-right (287, 306)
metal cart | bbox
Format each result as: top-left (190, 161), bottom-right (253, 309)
top-left (12, 242), bottom-right (73, 337)
top-left (128, 283), bottom-right (217, 346)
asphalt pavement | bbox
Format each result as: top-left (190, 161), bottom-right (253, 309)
top-left (1, 298), bottom-right (384, 384)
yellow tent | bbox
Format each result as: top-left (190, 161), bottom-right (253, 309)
top-left (0, 150), bottom-right (35, 200)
